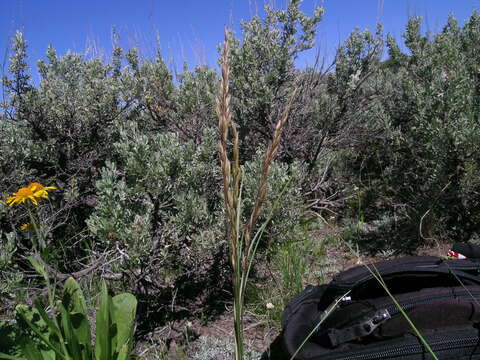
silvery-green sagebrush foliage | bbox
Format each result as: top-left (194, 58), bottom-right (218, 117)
top-left (1, 3), bottom-right (312, 313)
top-left (4, 0), bottom-right (480, 317)
top-left (227, 0), bottom-right (323, 160)
top-left (372, 15), bottom-right (480, 247)
top-left (1, 33), bottom-right (132, 246)
top-left (86, 123), bottom-right (223, 274)
top-left (174, 65), bottom-right (218, 142)
top-left (336, 14), bottom-right (480, 251)
top-left (86, 120), bottom-right (304, 279)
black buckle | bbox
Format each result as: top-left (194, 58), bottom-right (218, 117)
top-left (327, 308), bottom-right (391, 347)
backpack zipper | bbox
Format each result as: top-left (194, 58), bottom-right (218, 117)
top-left (316, 331), bottom-right (480, 360)
top-left (333, 259), bottom-right (480, 287)
top-left (383, 289), bottom-right (480, 318)
top-left (318, 289), bottom-right (480, 346)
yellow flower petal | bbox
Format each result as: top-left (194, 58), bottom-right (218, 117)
top-left (20, 223), bottom-right (34, 231)
top-left (4, 182), bottom-right (57, 207)
top-left (29, 196), bottom-right (39, 206)
top-left (27, 182), bottom-right (42, 191)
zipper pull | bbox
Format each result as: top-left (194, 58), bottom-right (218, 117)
top-left (327, 308), bottom-right (391, 347)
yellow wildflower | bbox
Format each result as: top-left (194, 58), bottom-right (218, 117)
top-left (20, 223), bottom-right (34, 231)
top-left (27, 182), bottom-right (57, 201)
top-left (6, 182), bottom-right (57, 206)
top-left (6, 186), bottom-right (38, 206)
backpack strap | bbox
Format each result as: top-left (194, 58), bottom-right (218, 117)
top-left (282, 284), bottom-right (328, 328)
top-left (281, 284), bottom-right (330, 359)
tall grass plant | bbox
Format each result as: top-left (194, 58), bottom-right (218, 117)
top-left (217, 28), bottom-right (297, 360)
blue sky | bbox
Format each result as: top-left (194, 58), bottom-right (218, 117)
top-left (1, 0), bottom-right (478, 82)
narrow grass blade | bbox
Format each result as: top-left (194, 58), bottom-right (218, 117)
top-left (444, 261), bottom-right (480, 307)
top-left (242, 179), bottom-right (293, 296)
top-left (365, 264), bottom-right (439, 360)
top-left (289, 291), bottom-right (351, 360)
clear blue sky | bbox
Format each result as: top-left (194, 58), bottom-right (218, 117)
top-left (1, 0), bottom-right (478, 82)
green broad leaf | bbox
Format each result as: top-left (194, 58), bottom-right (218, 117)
top-left (69, 313), bottom-right (92, 360)
top-left (22, 342), bottom-right (43, 360)
top-left (116, 344), bottom-right (129, 360)
top-left (62, 278), bottom-right (88, 318)
top-left (111, 293), bottom-right (137, 356)
top-left (30, 301), bottom-right (64, 349)
top-left (21, 338), bottom-right (56, 360)
top-left (0, 321), bottom-right (22, 358)
top-left (0, 352), bottom-right (21, 360)
top-left (39, 348), bottom-right (56, 360)
top-left (58, 303), bottom-right (81, 360)
top-left (95, 281), bottom-right (112, 360)
top-left (15, 305), bottom-right (64, 359)
top-left (62, 278), bottom-right (92, 360)
top-left (27, 256), bottom-right (47, 279)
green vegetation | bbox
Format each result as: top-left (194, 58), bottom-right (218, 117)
top-left (1, 1), bottom-right (480, 358)
top-left (0, 278), bottom-right (137, 360)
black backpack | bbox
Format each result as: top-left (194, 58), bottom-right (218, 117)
top-left (263, 256), bottom-right (480, 360)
